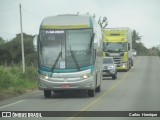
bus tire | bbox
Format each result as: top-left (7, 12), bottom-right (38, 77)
top-left (88, 90), bottom-right (95, 97)
top-left (44, 90), bottom-right (51, 98)
top-left (95, 85), bottom-right (101, 92)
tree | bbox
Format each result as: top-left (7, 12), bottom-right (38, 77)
top-left (0, 37), bottom-right (5, 45)
top-left (0, 46), bottom-right (12, 65)
top-left (0, 33), bottom-right (37, 66)
top-left (81, 12), bottom-right (108, 29)
top-left (132, 30), bottom-right (143, 50)
top-left (132, 30), bottom-right (142, 45)
top-left (132, 30), bottom-right (149, 56)
top-left (148, 46), bottom-right (160, 56)
top-left (98, 16), bottom-right (108, 29)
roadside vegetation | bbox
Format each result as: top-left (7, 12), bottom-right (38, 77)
top-left (0, 34), bottom-right (37, 100)
top-left (0, 66), bottom-right (37, 100)
top-left (132, 30), bottom-right (160, 56)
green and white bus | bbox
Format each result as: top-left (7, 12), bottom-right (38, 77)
top-left (34, 14), bottom-right (103, 97)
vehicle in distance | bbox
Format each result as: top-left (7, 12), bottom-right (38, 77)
top-left (132, 49), bottom-right (137, 57)
top-left (103, 28), bottom-right (133, 71)
top-left (103, 57), bottom-right (117, 79)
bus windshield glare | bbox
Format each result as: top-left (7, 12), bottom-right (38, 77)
top-left (39, 29), bottom-right (94, 69)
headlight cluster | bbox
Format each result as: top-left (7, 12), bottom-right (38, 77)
top-left (39, 73), bottom-right (93, 80)
top-left (40, 74), bottom-right (49, 80)
top-left (81, 73), bottom-right (93, 79)
top-left (122, 63), bottom-right (127, 68)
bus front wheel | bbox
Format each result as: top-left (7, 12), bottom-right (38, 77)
top-left (88, 90), bottom-right (95, 97)
top-left (96, 85), bottom-right (101, 92)
top-left (44, 90), bottom-right (51, 98)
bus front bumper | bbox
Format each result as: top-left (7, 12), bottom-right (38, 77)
top-left (38, 76), bottom-right (96, 91)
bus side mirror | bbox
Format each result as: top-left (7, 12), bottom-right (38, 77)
top-left (33, 35), bottom-right (38, 52)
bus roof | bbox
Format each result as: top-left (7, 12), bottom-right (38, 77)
top-left (41, 14), bottom-right (93, 29)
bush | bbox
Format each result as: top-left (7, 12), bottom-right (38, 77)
top-left (0, 66), bottom-right (37, 100)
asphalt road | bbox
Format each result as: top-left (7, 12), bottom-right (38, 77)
top-left (0, 56), bottom-right (160, 120)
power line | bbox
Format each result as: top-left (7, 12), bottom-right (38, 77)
top-left (0, 5), bottom-right (42, 20)
top-left (0, 7), bottom-right (18, 14)
top-left (22, 7), bottom-right (42, 20)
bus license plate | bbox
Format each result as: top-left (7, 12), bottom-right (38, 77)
top-left (61, 84), bottom-right (70, 88)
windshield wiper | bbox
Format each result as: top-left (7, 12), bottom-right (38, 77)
top-left (70, 46), bottom-right (80, 71)
top-left (51, 52), bottom-right (62, 72)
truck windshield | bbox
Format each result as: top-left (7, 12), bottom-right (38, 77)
top-left (104, 42), bottom-right (127, 52)
top-left (39, 29), bottom-right (94, 69)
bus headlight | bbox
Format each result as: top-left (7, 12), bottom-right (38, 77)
top-left (81, 74), bottom-right (93, 79)
top-left (45, 75), bottom-right (49, 80)
top-left (39, 74), bottom-right (49, 80)
top-left (83, 75), bottom-right (89, 79)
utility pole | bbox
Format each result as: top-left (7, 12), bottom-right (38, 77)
top-left (19, 3), bottom-right (25, 73)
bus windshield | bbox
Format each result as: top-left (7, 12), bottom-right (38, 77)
top-left (66, 29), bottom-right (93, 69)
top-left (39, 29), bottom-right (94, 69)
top-left (39, 30), bottom-right (65, 68)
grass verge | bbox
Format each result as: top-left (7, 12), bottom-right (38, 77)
top-left (0, 66), bottom-right (38, 100)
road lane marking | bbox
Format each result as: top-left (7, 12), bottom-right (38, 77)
top-left (35, 93), bottom-right (43, 97)
top-left (67, 57), bottom-right (142, 120)
top-left (0, 100), bottom-right (25, 109)
top-left (157, 56), bottom-right (160, 65)
top-left (67, 75), bottom-right (129, 119)
top-left (67, 72), bottom-right (129, 120)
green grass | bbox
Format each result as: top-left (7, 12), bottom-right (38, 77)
top-left (0, 66), bottom-right (38, 100)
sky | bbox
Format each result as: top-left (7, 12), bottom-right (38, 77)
top-left (0, 0), bottom-right (160, 48)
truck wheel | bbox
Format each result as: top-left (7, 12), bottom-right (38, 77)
top-left (44, 90), bottom-right (51, 98)
top-left (88, 90), bottom-right (95, 97)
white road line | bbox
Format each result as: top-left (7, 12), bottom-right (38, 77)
top-left (0, 100), bottom-right (25, 109)
top-left (157, 56), bottom-right (160, 65)
top-left (35, 93), bottom-right (43, 96)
